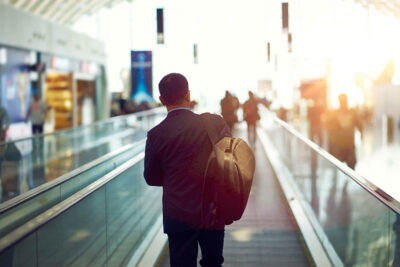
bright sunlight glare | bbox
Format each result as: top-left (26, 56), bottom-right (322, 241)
top-left (73, 0), bottom-right (400, 108)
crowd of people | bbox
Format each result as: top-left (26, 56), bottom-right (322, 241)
top-left (110, 92), bottom-right (162, 117)
top-left (220, 90), bottom-right (269, 146)
top-left (219, 89), bottom-right (365, 170)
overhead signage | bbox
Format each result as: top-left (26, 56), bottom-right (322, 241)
top-left (131, 51), bottom-right (154, 103)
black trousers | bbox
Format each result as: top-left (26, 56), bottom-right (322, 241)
top-left (168, 229), bottom-right (224, 267)
top-left (32, 124), bottom-right (44, 134)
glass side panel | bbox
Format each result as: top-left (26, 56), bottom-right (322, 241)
top-left (265, 123), bottom-right (396, 266)
top-left (36, 187), bottom-right (107, 267)
top-left (389, 212), bottom-right (400, 267)
top-left (0, 233), bottom-right (37, 267)
top-left (0, 187), bottom-right (60, 238)
top-left (106, 160), bottom-right (162, 267)
top-left (59, 142), bottom-right (145, 201)
top-left (0, 110), bottom-right (166, 203)
top-left (0, 142), bottom-right (145, 239)
top-left (0, 157), bottom-right (162, 266)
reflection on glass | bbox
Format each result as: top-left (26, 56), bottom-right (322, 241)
top-left (266, 122), bottom-right (397, 266)
top-left (0, 142), bottom-right (145, 239)
top-left (0, 110), bottom-right (166, 204)
top-left (0, 160), bottom-right (162, 266)
top-left (391, 213), bottom-right (400, 266)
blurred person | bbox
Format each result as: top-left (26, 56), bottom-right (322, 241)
top-left (26, 89), bottom-right (51, 134)
top-left (243, 91), bottom-right (260, 145)
top-left (131, 101), bottom-right (151, 113)
top-left (232, 94), bottom-right (240, 122)
top-left (324, 94), bottom-right (363, 169)
top-left (110, 100), bottom-right (121, 117)
top-left (277, 107), bottom-right (288, 122)
top-left (307, 100), bottom-right (325, 146)
top-left (259, 97), bottom-right (272, 109)
top-left (0, 106), bottom-right (10, 142)
top-left (393, 215), bottom-right (400, 266)
top-left (0, 106), bottom-right (21, 200)
top-left (0, 106), bottom-right (10, 200)
top-left (144, 73), bottom-right (231, 267)
top-left (189, 100), bottom-right (198, 109)
top-left (220, 91), bottom-right (239, 131)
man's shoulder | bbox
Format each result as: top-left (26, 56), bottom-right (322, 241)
top-left (147, 119), bottom-right (165, 138)
top-left (148, 110), bottom-right (199, 136)
top-left (200, 112), bottom-right (225, 123)
top-left (200, 112), bottom-right (231, 138)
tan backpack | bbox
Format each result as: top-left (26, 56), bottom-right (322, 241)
top-left (201, 113), bottom-right (255, 225)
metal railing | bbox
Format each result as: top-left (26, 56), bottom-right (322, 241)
top-left (259, 106), bottom-right (400, 266)
top-left (273, 116), bottom-right (400, 215)
top-left (0, 140), bottom-right (145, 215)
top-left (0, 152), bottom-right (145, 253)
top-left (0, 107), bottom-right (165, 146)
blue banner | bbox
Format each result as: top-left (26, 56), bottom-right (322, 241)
top-left (131, 51), bottom-right (154, 103)
top-left (1, 65), bottom-right (32, 123)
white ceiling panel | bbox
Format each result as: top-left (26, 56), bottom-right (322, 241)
top-left (1, 0), bottom-right (130, 26)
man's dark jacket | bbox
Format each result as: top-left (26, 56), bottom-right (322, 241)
top-left (144, 109), bottom-right (231, 233)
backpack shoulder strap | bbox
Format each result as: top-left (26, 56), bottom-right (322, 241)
top-left (200, 113), bottom-right (221, 145)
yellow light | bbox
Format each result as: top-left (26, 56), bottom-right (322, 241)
top-left (65, 149), bottom-right (73, 157)
top-left (229, 228), bottom-right (255, 242)
top-left (64, 100), bottom-right (72, 109)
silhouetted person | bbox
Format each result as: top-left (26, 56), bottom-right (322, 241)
top-left (310, 150), bottom-right (319, 217)
top-left (144, 73), bottom-right (231, 267)
top-left (189, 100), bottom-right (198, 109)
top-left (277, 107), bottom-right (288, 122)
top-left (243, 91), bottom-right (260, 146)
top-left (0, 106), bottom-right (10, 199)
top-left (220, 91), bottom-right (239, 131)
top-left (393, 215), bottom-right (400, 266)
top-left (0, 106), bottom-right (10, 142)
top-left (307, 100), bottom-right (324, 146)
top-left (26, 89), bottom-right (50, 134)
top-left (324, 94), bottom-right (363, 169)
top-left (326, 172), bottom-right (352, 264)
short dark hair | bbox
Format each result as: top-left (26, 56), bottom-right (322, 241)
top-left (158, 73), bottom-right (189, 105)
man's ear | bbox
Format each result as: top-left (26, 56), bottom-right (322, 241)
top-left (184, 91), bottom-right (191, 102)
top-left (159, 96), bottom-right (166, 106)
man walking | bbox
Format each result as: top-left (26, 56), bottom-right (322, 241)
top-left (144, 73), bottom-right (231, 266)
top-left (243, 91), bottom-right (260, 146)
top-left (220, 91), bottom-right (239, 131)
top-left (324, 94), bottom-right (363, 169)
top-left (0, 105), bottom-right (10, 142)
top-left (26, 88), bottom-right (50, 134)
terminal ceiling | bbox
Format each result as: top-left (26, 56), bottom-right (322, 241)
top-left (0, 0), bottom-right (131, 25)
top-left (353, 0), bottom-right (400, 17)
top-left (1, 0), bottom-right (399, 27)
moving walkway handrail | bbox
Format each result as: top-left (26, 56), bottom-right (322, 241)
top-left (0, 139), bottom-right (145, 214)
top-left (0, 107), bottom-right (165, 146)
top-left (0, 152), bottom-right (145, 253)
top-left (271, 115), bottom-right (400, 215)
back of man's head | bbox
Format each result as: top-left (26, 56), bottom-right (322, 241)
top-left (159, 73), bottom-right (189, 106)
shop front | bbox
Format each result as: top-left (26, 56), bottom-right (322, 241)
top-left (41, 54), bottom-right (105, 130)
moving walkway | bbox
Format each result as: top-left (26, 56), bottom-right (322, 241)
top-left (0, 109), bottom-right (166, 240)
top-left (0, 107), bottom-right (398, 266)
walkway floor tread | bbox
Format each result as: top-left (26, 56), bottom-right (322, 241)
top-left (222, 128), bottom-right (310, 266)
